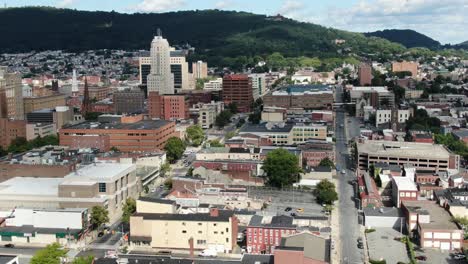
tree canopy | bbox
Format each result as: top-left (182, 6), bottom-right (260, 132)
top-left (31, 243), bottom-right (67, 264)
top-left (318, 157), bottom-right (335, 169)
top-left (262, 148), bottom-right (301, 188)
top-left (122, 197), bottom-right (136, 223)
top-left (314, 179), bottom-right (338, 205)
top-left (72, 256), bottom-right (95, 264)
top-left (90, 205), bottom-right (109, 229)
top-left (186, 125), bottom-right (205, 146)
top-left (215, 110), bottom-right (233, 128)
top-left (164, 137), bottom-right (186, 162)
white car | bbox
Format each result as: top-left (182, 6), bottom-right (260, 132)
top-left (341, 169), bottom-right (346, 174)
top-left (199, 249), bottom-right (217, 257)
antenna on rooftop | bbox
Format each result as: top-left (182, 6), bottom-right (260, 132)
top-left (157, 28), bottom-right (162, 37)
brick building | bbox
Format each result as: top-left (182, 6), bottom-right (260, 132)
top-left (298, 141), bottom-right (334, 167)
top-left (59, 119), bottom-right (175, 152)
top-left (148, 92), bottom-right (189, 120)
top-left (358, 63), bottom-right (372, 86)
top-left (392, 61), bottom-right (419, 77)
top-left (222, 74), bottom-right (253, 113)
top-left (23, 94), bottom-right (67, 115)
top-left (113, 88), bottom-right (145, 114)
top-left (247, 215), bottom-right (297, 254)
top-left (0, 118), bottom-right (26, 149)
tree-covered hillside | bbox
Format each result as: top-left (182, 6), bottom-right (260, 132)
top-left (0, 7), bottom-right (405, 61)
top-left (364, 29), bottom-right (441, 49)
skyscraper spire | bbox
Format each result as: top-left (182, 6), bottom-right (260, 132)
top-left (81, 77), bottom-right (90, 115)
top-left (71, 69), bottom-right (78, 95)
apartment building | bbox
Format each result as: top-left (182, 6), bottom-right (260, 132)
top-left (402, 201), bottom-right (463, 250)
top-left (375, 108), bottom-right (412, 129)
top-left (59, 118), bottom-right (175, 152)
top-left (130, 207), bottom-right (238, 252)
top-left (249, 73), bottom-right (267, 98)
top-left (192, 61), bottom-right (208, 79)
top-left (25, 123), bottom-right (56, 141)
top-left (113, 88), bottom-right (145, 114)
top-left (356, 140), bottom-right (459, 171)
top-left (358, 63), bottom-right (372, 86)
top-left (196, 101), bottom-right (224, 129)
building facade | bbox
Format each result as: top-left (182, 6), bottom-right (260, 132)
top-left (358, 63), bottom-right (372, 86)
top-left (113, 89), bottom-right (145, 114)
top-left (25, 123), bottom-right (56, 141)
top-left (222, 74), bottom-right (253, 113)
top-left (23, 94), bottom-right (67, 115)
top-left (0, 67), bottom-right (24, 120)
top-left (147, 92), bottom-right (189, 120)
top-left (392, 61), bottom-right (419, 77)
top-left (146, 34), bottom-right (174, 96)
top-left (192, 61), bottom-right (208, 79)
top-left (0, 118), bottom-right (26, 149)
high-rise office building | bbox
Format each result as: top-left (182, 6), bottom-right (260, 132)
top-left (146, 33), bottom-right (174, 96)
top-left (222, 74), bottom-right (253, 113)
top-left (0, 66), bottom-right (24, 120)
top-left (358, 63), bottom-right (372, 86)
top-left (192, 60), bottom-right (208, 79)
top-left (170, 50), bottom-right (189, 93)
top-left (249, 73), bottom-right (266, 99)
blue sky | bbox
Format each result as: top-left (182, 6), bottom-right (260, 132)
top-left (6, 0), bottom-right (468, 44)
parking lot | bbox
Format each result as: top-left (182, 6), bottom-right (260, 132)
top-left (415, 248), bottom-right (466, 264)
top-left (366, 228), bottom-right (409, 264)
top-left (248, 187), bottom-right (325, 217)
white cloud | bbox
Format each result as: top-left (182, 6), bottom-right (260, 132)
top-left (215, 0), bottom-right (232, 9)
top-left (278, 0), bottom-right (304, 16)
top-left (300, 0), bottom-right (468, 44)
top-left (132, 0), bottom-right (186, 13)
top-left (56, 0), bottom-right (76, 8)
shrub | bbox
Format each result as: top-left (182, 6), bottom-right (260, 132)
top-left (365, 228), bottom-right (376, 234)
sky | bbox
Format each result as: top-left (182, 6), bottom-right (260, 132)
top-left (5, 0), bottom-right (468, 44)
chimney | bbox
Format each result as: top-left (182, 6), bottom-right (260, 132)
top-left (209, 207), bottom-right (219, 217)
top-left (188, 237), bottom-right (194, 259)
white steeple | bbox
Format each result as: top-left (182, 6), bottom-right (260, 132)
top-left (71, 69), bottom-right (79, 94)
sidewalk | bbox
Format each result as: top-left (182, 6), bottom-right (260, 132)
top-left (330, 178), bottom-right (341, 264)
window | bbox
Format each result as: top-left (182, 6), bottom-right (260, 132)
top-left (198, 223), bottom-right (202, 226)
top-left (98, 183), bottom-right (106, 192)
top-left (226, 228), bottom-right (229, 232)
top-left (198, 231), bottom-right (202, 234)
top-left (214, 231), bottom-right (218, 234)
top-left (182, 222), bottom-right (186, 226)
top-left (213, 223), bottom-right (217, 226)
top-left (226, 238), bottom-right (229, 243)
top-left (182, 230), bottom-right (187, 233)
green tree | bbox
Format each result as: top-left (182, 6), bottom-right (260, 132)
top-left (248, 111), bottom-right (261, 124)
top-left (164, 178), bottom-right (173, 189)
top-left (227, 103), bottom-right (238, 114)
top-left (186, 125), bottom-right (205, 146)
top-left (90, 205), bottom-right (109, 229)
top-left (225, 131), bottom-right (236, 140)
top-left (84, 112), bottom-right (102, 121)
top-left (31, 243), bottom-right (68, 264)
top-left (207, 139), bottom-right (224, 147)
top-left (318, 157), bottom-right (335, 169)
top-left (72, 256), bottom-right (95, 264)
top-left (122, 198), bottom-right (136, 223)
top-left (160, 162), bottom-right (171, 177)
top-left (164, 137), bottom-right (186, 162)
top-left (262, 148), bottom-right (301, 188)
top-left (215, 110), bottom-right (233, 128)
top-left (314, 179), bottom-right (338, 205)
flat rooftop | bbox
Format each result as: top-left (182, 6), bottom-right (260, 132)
top-left (393, 177), bottom-right (418, 191)
top-left (403, 201), bottom-right (460, 230)
top-left (62, 120), bottom-right (171, 130)
top-left (272, 84), bottom-right (333, 96)
top-left (0, 177), bottom-right (62, 196)
top-left (62, 163), bottom-right (136, 183)
top-left (357, 140), bottom-right (451, 159)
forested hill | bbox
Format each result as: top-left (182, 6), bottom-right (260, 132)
top-left (364, 29), bottom-right (441, 49)
top-left (0, 7), bottom-right (405, 60)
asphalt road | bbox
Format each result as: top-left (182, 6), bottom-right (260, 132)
top-left (335, 85), bottom-right (365, 264)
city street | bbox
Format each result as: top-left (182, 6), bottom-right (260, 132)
top-left (334, 85), bottom-right (365, 264)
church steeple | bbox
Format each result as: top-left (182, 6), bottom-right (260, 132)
top-left (81, 77), bottom-right (90, 115)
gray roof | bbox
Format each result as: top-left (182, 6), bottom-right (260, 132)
top-left (268, 215), bottom-right (295, 228)
top-left (240, 123), bottom-right (293, 133)
top-left (0, 225), bottom-right (82, 235)
top-left (452, 129), bottom-right (468, 138)
top-left (248, 215), bottom-right (263, 227)
top-left (133, 210), bottom-right (233, 222)
top-left (63, 120), bottom-right (171, 130)
top-left (363, 207), bottom-right (404, 217)
top-left (279, 232), bottom-right (330, 262)
top-left (138, 197), bottom-right (176, 205)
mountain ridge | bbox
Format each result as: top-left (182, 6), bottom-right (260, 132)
top-left (364, 29), bottom-right (441, 49)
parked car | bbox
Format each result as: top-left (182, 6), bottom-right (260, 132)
top-left (341, 169), bottom-right (346, 174)
top-left (357, 243), bottom-right (363, 249)
top-left (296, 208), bottom-right (304, 213)
top-left (199, 249), bottom-right (217, 257)
top-left (415, 256), bottom-right (427, 261)
top-left (4, 244), bottom-right (14, 248)
top-left (98, 231), bottom-right (105, 237)
top-left (357, 237), bottom-right (363, 243)
top-left (284, 207), bottom-right (292, 212)
top-left (290, 213), bottom-right (297, 217)
top-left (453, 254), bottom-right (465, 260)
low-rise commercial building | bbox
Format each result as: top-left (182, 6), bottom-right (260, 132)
top-left (130, 207), bottom-right (238, 253)
top-left (59, 119), bottom-right (175, 152)
top-left (356, 140), bottom-right (459, 171)
top-left (247, 215), bottom-right (297, 254)
top-left (402, 201), bottom-right (463, 250)
top-left (264, 85), bottom-right (333, 110)
top-left (274, 231), bottom-right (330, 264)
top-left (25, 123), bottom-right (56, 141)
top-left (392, 177), bottom-right (419, 208)
top-left (240, 122), bottom-right (327, 145)
top-left (0, 163), bottom-right (140, 223)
